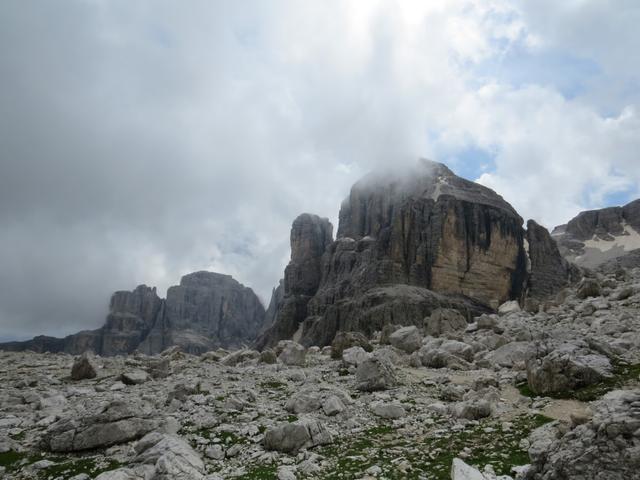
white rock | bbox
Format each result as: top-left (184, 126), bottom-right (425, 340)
top-left (371, 401), bottom-right (406, 419)
top-left (451, 458), bottom-right (486, 480)
top-left (322, 395), bottom-right (346, 416)
top-left (342, 346), bottom-right (370, 366)
top-left (498, 300), bottom-right (521, 315)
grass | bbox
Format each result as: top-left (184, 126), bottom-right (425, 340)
top-left (0, 451), bottom-right (40, 473)
top-left (315, 414), bottom-right (553, 479)
top-left (234, 463), bottom-right (278, 479)
top-left (517, 362), bottom-right (640, 401)
top-left (39, 457), bottom-right (122, 478)
top-left (0, 451), bottom-right (122, 478)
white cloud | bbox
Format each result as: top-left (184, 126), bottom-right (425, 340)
top-left (0, 0), bottom-right (638, 338)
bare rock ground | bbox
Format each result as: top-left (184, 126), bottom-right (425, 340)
top-left (1, 268), bottom-right (640, 479)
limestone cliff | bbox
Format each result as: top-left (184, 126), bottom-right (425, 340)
top-left (526, 220), bottom-right (580, 298)
top-left (258, 160), bottom-right (533, 348)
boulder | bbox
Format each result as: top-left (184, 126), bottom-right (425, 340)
top-left (220, 349), bottom-right (260, 366)
top-left (330, 331), bottom-right (372, 359)
top-left (453, 399), bottom-right (492, 420)
top-left (528, 390), bottom-right (640, 479)
top-left (482, 342), bottom-right (535, 370)
top-left (278, 341), bottom-right (306, 366)
top-left (526, 344), bottom-right (613, 395)
top-left (134, 433), bottom-right (205, 480)
top-left (120, 370), bottom-right (148, 385)
top-left (577, 278), bottom-right (602, 299)
top-left (43, 400), bottom-right (159, 452)
top-left (342, 346), bottom-right (370, 366)
top-left (259, 349), bottom-right (278, 364)
top-left (70, 353), bottom-right (97, 381)
top-left (498, 300), bottom-right (521, 315)
top-left (388, 326), bottom-right (422, 353)
top-left (425, 309), bottom-right (467, 337)
top-left (322, 396), bottom-right (346, 416)
top-left (451, 458), bottom-right (486, 480)
top-left (264, 419), bottom-right (332, 453)
top-left (355, 356), bottom-right (398, 391)
top-left (371, 401), bottom-right (406, 419)
top-left (285, 391), bottom-right (322, 414)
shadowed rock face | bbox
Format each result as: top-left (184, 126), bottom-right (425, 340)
top-left (552, 198), bottom-right (640, 269)
top-left (526, 220), bottom-right (581, 299)
top-left (0, 272), bottom-right (266, 355)
top-left (258, 160), bottom-right (530, 349)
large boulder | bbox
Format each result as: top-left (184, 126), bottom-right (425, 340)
top-left (264, 419), bottom-right (332, 453)
top-left (388, 326), bottom-right (422, 353)
top-left (42, 400), bottom-right (159, 452)
top-left (70, 353), bottom-right (97, 381)
top-left (526, 343), bottom-right (613, 395)
top-left (355, 356), bottom-right (398, 391)
top-left (278, 341), bottom-right (306, 366)
top-left (330, 331), bottom-right (372, 359)
top-left (527, 390), bottom-right (640, 479)
top-left (425, 309), bottom-right (467, 337)
top-left (576, 278), bottom-right (602, 299)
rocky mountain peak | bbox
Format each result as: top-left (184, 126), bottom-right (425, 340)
top-left (257, 160), bottom-right (567, 349)
top-left (0, 271), bottom-right (267, 356)
top-left (337, 159), bottom-right (521, 240)
top-left (552, 198), bottom-right (640, 270)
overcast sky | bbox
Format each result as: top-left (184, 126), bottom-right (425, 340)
top-left (1, 1), bottom-right (639, 340)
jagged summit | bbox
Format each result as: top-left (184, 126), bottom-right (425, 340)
top-left (338, 159), bottom-right (521, 241)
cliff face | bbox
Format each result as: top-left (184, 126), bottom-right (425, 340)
top-left (255, 214), bottom-right (333, 350)
top-left (552, 199), bottom-right (640, 269)
top-left (525, 220), bottom-right (580, 298)
top-left (0, 272), bottom-right (266, 355)
top-left (258, 160), bottom-right (532, 348)
top-left (138, 272), bottom-right (266, 354)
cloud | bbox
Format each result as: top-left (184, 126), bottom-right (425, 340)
top-left (0, 0), bottom-right (638, 339)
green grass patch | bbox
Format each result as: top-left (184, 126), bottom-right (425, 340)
top-left (234, 463), bottom-right (278, 479)
top-left (316, 414), bottom-right (552, 479)
top-left (39, 457), bottom-right (122, 478)
top-left (0, 451), bottom-right (40, 472)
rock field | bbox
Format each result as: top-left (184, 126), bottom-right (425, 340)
top-left (1, 268), bottom-right (640, 479)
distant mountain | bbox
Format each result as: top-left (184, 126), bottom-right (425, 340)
top-left (552, 199), bottom-right (640, 270)
top-left (0, 271), bottom-right (266, 355)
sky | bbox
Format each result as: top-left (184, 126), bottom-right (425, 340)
top-left (1, 0), bottom-right (639, 340)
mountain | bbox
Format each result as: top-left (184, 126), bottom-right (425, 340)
top-left (0, 271), bottom-right (266, 355)
top-left (257, 160), bottom-right (574, 349)
top-left (552, 199), bottom-right (640, 270)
